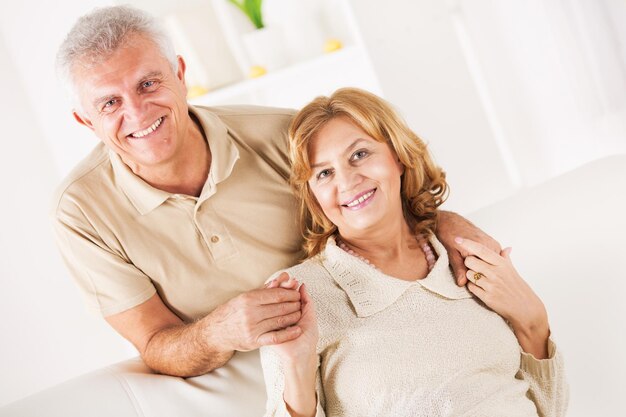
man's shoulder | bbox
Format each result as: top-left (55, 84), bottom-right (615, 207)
top-left (197, 104), bottom-right (296, 120)
top-left (50, 143), bottom-right (112, 217)
top-left (195, 104), bottom-right (296, 141)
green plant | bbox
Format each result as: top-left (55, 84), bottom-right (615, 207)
top-left (228, 0), bottom-right (264, 29)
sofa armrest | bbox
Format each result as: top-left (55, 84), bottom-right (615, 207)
top-left (0, 351), bottom-right (266, 417)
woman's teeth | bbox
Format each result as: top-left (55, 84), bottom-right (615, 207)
top-left (346, 190), bottom-right (375, 207)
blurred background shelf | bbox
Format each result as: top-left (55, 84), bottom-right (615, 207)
top-left (190, 45), bottom-right (381, 108)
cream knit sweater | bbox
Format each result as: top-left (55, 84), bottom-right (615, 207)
top-left (260, 236), bottom-right (568, 417)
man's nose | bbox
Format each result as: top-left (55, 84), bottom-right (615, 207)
top-left (123, 94), bottom-right (148, 124)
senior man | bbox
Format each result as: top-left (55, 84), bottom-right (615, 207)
top-left (51, 5), bottom-right (498, 414)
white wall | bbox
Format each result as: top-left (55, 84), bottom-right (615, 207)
top-left (348, 0), bottom-right (626, 212)
top-left (0, 2), bottom-right (134, 407)
top-left (348, 0), bottom-right (519, 214)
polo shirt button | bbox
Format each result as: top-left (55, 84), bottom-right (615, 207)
top-left (210, 235), bottom-right (220, 243)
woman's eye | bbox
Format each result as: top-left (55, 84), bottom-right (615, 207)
top-left (317, 169), bottom-right (332, 180)
top-left (352, 150), bottom-right (369, 160)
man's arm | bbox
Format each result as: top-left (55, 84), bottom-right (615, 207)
top-left (106, 281), bottom-right (303, 377)
top-left (436, 210), bottom-right (501, 286)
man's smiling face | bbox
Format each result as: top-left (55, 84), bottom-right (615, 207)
top-left (72, 33), bottom-right (191, 172)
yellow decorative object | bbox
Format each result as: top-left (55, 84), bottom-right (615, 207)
top-left (249, 65), bottom-right (267, 78)
top-left (187, 85), bottom-right (209, 99)
top-left (324, 39), bottom-right (343, 53)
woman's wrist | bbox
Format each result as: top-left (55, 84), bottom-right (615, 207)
top-left (512, 318), bottom-right (550, 359)
top-left (282, 354), bottom-right (318, 417)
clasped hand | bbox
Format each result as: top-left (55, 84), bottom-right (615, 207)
top-left (209, 272), bottom-right (305, 352)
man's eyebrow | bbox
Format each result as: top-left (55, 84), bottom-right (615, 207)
top-left (92, 94), bottom-right (116, 108)
top-left (310, 138), bottom-right (368, 168)
top-left (91, 71), bottom-right (165, 108)
top-left (137, 71), bottom-right (164, 87)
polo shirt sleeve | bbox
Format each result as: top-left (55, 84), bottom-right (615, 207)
top-left (52, 199), bottom-right (157, 317)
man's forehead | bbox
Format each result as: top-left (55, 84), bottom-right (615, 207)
top-left (73, 35), bottom-right (168, 90)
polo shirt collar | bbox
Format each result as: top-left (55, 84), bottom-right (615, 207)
top-left (110, 105), bottom-right (239, 215)
top-left (189, 105), bottom-right (239, 187)
top-left (109, 151), bottom-right (171, 215)
top-left (321, 235), bottom-right (473, 318)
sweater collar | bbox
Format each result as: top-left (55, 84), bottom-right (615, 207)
top-left (321, 235), bottom-right (472, 318)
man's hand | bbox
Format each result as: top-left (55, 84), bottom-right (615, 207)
top-left (436, 211), bottom-right (501, 286)
top-left (105, 274), bottom-right (303, 377)
top-left (206, 272), bottom-right (303, 352)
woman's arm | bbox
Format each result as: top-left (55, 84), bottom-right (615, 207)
top-left (454, 237), bottom-right (569, 416)
top-left (261, 275), bottom-right (323, 417)
top-left (517, 338), bottom-right (569, 417)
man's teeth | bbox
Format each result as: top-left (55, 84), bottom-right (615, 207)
top-left (346, 190), bottom-right (375, 207)
top-left (131, 117), bottom-right (163, 138)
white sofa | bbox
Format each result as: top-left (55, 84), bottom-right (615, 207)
top-left (2, 155), bottom-right (624, 417)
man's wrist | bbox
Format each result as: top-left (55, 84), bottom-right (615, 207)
top-left (197, 314), bottom-right (236, 362)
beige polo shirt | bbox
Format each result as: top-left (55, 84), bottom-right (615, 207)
top-left (51, 105), bottom-right (302, 321)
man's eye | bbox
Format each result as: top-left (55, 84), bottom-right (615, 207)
top-left (103, 99), bottom-right (117, 110)
top-left (142, 80), bottom-right (156, 89)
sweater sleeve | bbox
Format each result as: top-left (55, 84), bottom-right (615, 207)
top-left (260, 346), bottom-right (326, 417)
top-left (516, 338), bottom-right (569, 417)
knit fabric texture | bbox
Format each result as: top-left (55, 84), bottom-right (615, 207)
top-left (260, 236), bottom-right (568, 417)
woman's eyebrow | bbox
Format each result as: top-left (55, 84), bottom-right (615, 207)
top-left (310, 138), bottom-right (369, 168)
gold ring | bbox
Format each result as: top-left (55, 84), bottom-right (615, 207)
top-left (473, 272), bottom-right (484, 282)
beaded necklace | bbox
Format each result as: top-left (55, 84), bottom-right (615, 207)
top-left (336, 235), bottom-right (436, 272)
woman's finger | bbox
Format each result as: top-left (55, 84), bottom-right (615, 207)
top-left (466, 269), bottom-right (486, 286)
top-left (466, 281), bottom-right (487, 301)
top-left (463, 255), bottom-right (494, 277)
top-left (265, 272), bottom-right (292, 288)
top-left (455, 237), bottom-right (502, 266)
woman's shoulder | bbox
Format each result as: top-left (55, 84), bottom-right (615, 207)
top-left (271, 254), bottom-right (330, 286)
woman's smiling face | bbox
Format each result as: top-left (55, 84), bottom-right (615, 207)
top-left (307, 116), bottom-right (405, 238)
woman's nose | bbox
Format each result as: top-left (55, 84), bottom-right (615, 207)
top-left (336, 167), bottom-right (361, 193)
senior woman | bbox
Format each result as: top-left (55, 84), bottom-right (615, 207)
top-left (260, 88), bottom-right (568, 417)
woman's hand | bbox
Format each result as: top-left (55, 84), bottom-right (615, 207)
top-left (454, 237), bottom-right (550, 359)
top-left (265, 273), bottom-right (319, 363)
top-left (265, 273), bottom-right (319, 417)
top-left (436, 211), bottom-right (502, 286)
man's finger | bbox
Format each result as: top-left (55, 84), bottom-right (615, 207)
top-left (257, 301), bottom-right (302, 321)
top-left (256, 325), bottom-right (302, 346)
top-left (258, 310), bottom-right (302, 334)
top-left (250, 287), bottom-right (302, 305)
top-left (448, 249), bottom-right (468, 286)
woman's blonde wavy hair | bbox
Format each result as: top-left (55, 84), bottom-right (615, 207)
top-left (289, 87), bottom-right (449, 257)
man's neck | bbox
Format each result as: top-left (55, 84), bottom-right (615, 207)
top-left (126, 115), bottom-right (211, 197)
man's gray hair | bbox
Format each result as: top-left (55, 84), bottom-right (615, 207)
top-left (56, 5), bottom-right (177, 105)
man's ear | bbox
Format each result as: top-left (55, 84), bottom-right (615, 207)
top-left (176, 55), bottom-right (187, 86)
top-left (73, 110), bottom-right (94, 131)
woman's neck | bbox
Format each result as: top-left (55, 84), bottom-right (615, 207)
top-left (339, 218), bottom-right (416, 263)
top-left (337, 217), bottom-right (432, 281)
